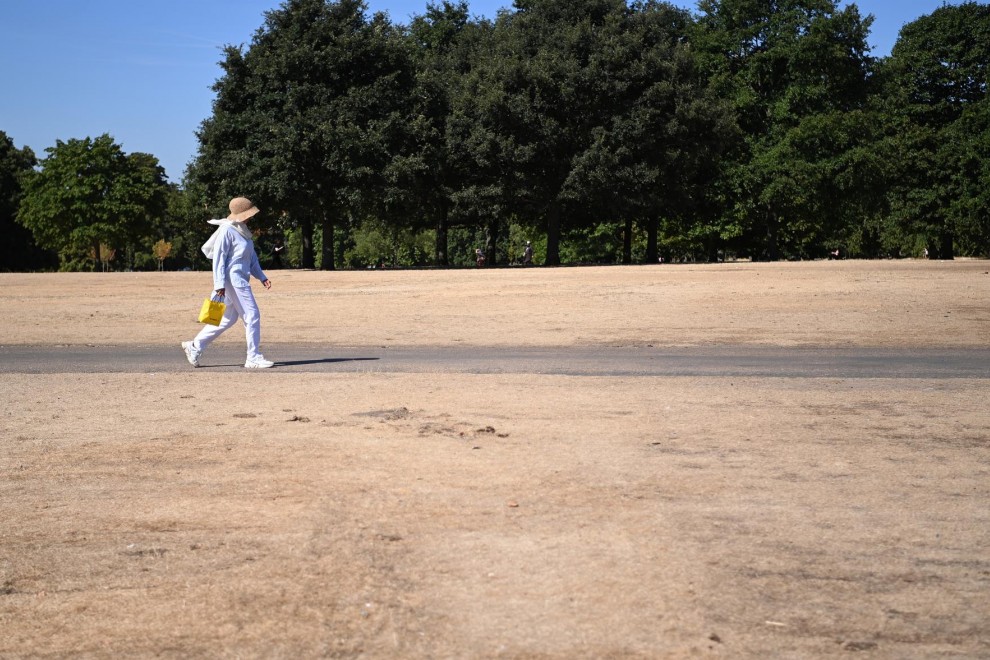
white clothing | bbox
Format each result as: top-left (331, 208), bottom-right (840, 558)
top-left (192, 283), bottom-right (263, 360)
top-left (190, 223), bottom-right (269, 360)
top-left (201, 219), bottom-right (253, 260)
top-left (207, 223), bottom-right (267, 290)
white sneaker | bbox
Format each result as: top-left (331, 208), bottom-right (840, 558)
top-left (181, 341), bottom-right (201, 367)
top-left (244, 355), bottom-right (275, 369)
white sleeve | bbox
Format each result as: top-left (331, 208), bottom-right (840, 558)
top-left (212, 228), bottom-right (231, 290)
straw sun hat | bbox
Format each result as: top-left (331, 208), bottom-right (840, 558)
top-left (227, 197), bottom-right (261, 221)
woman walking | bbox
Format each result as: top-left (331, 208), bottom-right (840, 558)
top-left (182, 197), bottom-right (274, 369)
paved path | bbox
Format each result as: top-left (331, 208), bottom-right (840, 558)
top-left (1, 344), bottom-right (988, 378)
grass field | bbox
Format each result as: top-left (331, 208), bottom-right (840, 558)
top-left (1, 261), bottom-right (989, 657)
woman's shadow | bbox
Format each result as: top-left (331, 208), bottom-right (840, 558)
top-left (274, 357), bottom-right (380, 367)
top-left (198, 357), bottom-right (380, 369)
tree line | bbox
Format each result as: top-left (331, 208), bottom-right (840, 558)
top-left (2, 0), bottom-right (988, 272)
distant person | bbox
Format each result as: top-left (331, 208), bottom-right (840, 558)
top-left (181, 197), bottom-right (275, 369)
top-left (271, 243), bottom-right (284, 269)
top-left (522, 241), bottom-right (533, 265)
top-left (475, 248), bottom-right (486, 267)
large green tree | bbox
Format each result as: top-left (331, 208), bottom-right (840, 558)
top-left (566, 0), bottom-right (735, 263)
top-left (194, 0), bottom-right (414, 270)
top-left (500, 0), bottom-right (636, 266)
top-left (444, 0), bottom-right (618, 265)
top-left (17, 134), bottom-right (169, 271)
top-left (403, 1), bottom-right (486, 266)
top-left (694, 0), bottom-right (874, 260)
top-left (443, 5), bottom-right (532, 265)
top-left (0, 132), bottom-right (56, 271)
top-left (452, 0), bottom-right (734, 265)
top-left (943, 96), bottom-right (990, 256)
top-left (880, 1), bottom-right (990, 258)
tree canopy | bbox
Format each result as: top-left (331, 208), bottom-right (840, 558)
top-left (878, 1), bottom-right (990, 259)
top-left (0, 131), bottom-right (55, 271)
top-left (16, 134), bottom-right (169, 271)
top-left (196, 0), bottom-right (415, 269)
top-left (3, 0), bottom-right (989, 271)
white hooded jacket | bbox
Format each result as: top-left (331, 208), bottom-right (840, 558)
top-left (201, 220), bottom-right (267, 290)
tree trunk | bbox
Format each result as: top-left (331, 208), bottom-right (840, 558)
top-left (707, 239), bottom-right (720, 263)
top-left (545, 200), bottom-right (561, 266)
top-left (485, 219), bottom-right (499, 266)
top-left (320, 209), bottom-right (335, 271)
top-left (645, 217), bottom-right (658, 263)
top-left (938, 222), bottom-right (954, 260)
top-left (622, 217), bottom-right (633, 265)
top-left (435, 201), bottom-right (449, 267)
top-left (765, 212), bottom-right (780, 261)
top-left (301, 218), bottom-right (315, 269)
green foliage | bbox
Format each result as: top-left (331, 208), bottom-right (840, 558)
top-left (0, 132), bottom-right (56, 271)
top-left (157, 178), bottom-right (214, 271)
top-left (186, 0), bottom-right (986, 265)
top-left (945, 97), bottom-right (990, 256)
top-left (343, 217), bottom-right (435, 268)
top-left (16, 134), bottom-right (169, 271)
top-left (879, 1), bottom-right (990, 259)
top-left (401, 2), bottom-right (480, 265)
top-left (192, 0), bottom-right (416, 270)
top-left (443, 225), bottom-right (489, 267)
top-left (5, 0), bottom-right (990, 269)
top-left (694, 0), bottom-right (876, 260)
top-left (559, 223), bottom-right (625, 265)
top-left (280, 227), bottom-right (307, 269)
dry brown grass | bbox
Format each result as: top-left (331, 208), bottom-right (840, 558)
top-left (1, 261), bottom-right (989, 657)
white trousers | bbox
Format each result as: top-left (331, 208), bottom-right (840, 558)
top-left (192, 284), bottom-right (262, 360)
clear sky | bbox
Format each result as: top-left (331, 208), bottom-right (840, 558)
top-left (0, 0), bottom-right (968, 184)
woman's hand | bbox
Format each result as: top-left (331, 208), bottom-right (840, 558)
top-left (263, 279), bottom-right (272, 290)
top-left (215, 288), bottom-right (225, 298)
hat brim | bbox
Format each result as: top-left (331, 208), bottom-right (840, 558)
top-left (228, 205), bottom-right (260, 221)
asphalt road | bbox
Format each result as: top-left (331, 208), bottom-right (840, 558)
top-left (1, 344), bottom-right (988, 379)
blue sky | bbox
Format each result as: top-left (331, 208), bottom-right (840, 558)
top-left (0, 0), bottom-right (967, 183)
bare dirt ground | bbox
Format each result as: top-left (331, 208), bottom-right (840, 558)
top-left (1, 260), bottom-right (989, 658)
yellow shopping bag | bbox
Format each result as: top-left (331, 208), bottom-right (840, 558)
top-left (197, 295), bottom-right (226, 326)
